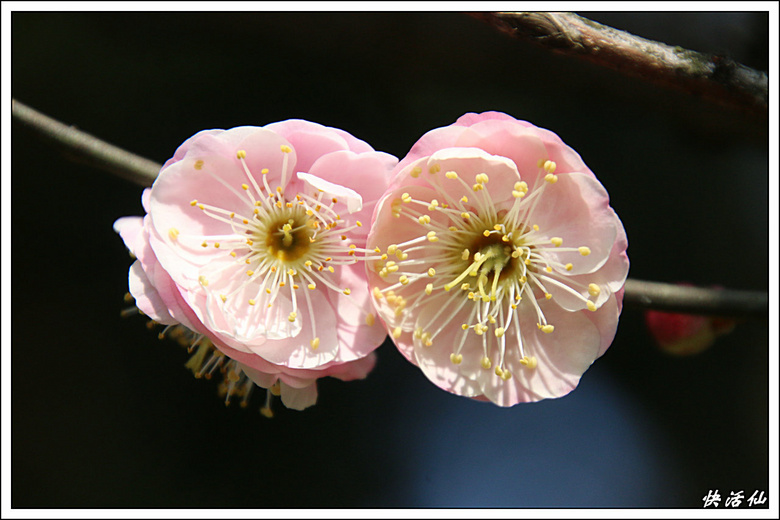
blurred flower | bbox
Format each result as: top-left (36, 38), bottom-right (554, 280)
top-left (366, 112), bottom-right (629, 406)
top-left (115, 121), bottom-right (396, 411)
top-left (644, 285), bottom-right (736, 356)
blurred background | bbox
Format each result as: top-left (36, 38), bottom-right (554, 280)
top-left (11, 11), bottom-right (770, 508)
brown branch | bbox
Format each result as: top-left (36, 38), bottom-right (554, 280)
top-left (11, 100), bottom-right (769, 319)
top-left (12, 99), bottom-right (161, 187)
top-left (623, 279), bottom-right (767, 319)
top-left (472, 12), bottom-right (768, 117)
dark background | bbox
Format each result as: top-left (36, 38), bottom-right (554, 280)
top-left (11, 12), bottom-right (769, 508)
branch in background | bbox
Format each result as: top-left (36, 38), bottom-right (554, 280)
top-left (472, 12), bottom-right (768, 117)
top-left (12, 99), bottom-right (161, 187)
top-left (11, 100), bottom-right (769, 319)
top-left (623, 279), bottom-right (767, 319)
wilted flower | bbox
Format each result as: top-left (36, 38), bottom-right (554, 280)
top-left (366, 112), bottom-right (629, 406)
top-left (115, 121), bottom-right (397, 411)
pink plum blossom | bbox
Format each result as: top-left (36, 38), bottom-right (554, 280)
top-left (366, 112), bottom-right (629, 406)
top-left (115, 121), bottom-right (397, 411)
top-left (644, 284), bottom-right (735, 356)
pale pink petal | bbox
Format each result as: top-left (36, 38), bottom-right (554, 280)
top-left (128, 260), bottom-right (177, 325)
top-left (279, 380), bottom-right (318, 410)
top-left (297, 171), bottom-right (363, 213)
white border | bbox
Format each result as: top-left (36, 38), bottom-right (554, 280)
top-left (2, 2), bottom-right (778, 519)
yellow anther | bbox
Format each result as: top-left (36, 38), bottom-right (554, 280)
top-left (241, 183), bottom-right (249, 190)
top-left (514, 181), bottom-right (528, 192)
top-left (248, 299), bottom-right (256, 306)
top-left (445, 171), bottom-right (458, 179)
top-left (365, 313), bottom-right (375, 326)
top-left (427, 268), bottom-right (436, 277)
top-left (219, 294), bottom-right (227, 303)
top-left (310, 337), bottom-right (320, 350)
top-left (425, 283), bottom-right (433, 295)
top-left (280, 145), bottom-right (292, 153)
top-left (197, 203), bottom-right (205, 210)
top-left (428, 199), bottom-right (439, 211)
top-left (533, 224), bottom-right (539, 231)
top-left (392, 326), bottom-right (402, 339)
top-left (410, 167), bottom-right (422, 178)
top-left (401, 193), bottom-right (412, 203)
top-left (495, 366), bottom-right (503, 377)
top-left (168, 228), bottom-right (179, 240)
top-left (494, 327), bottom-right (505, 338)
top-left (429, 163), bottom-right (441, 174)
top-left (544, 173), bottom-right (558, 184)
top-left (398, 252), bottom-right (408, 261)
top-left (588, 283), bottom-right (601, 296)
top-left (565, 263), bottom-right (573, 271)
top-left (472, 183), bottom-right (484, 192)
top-left (328, 266), bottom-right (335, 273)
top-left (587, 301), bottom-right (598, 312)
top-left (483, 230), bottom-right (491, 237)
top-left (236, 150), bottom-right (247, 159)
top-left (426, 231), bottom-right (438, 242)
top-left (545, 293), bottom-right (552, 300)
top-left (190, 199), bottom-right (198, 206)
top-left (461, 324), bottom-right (469, 330)
top-left (460, 196), bottom-right (469, 203)
top-left (193, 160), bottom-right (204, 170)
top-left (356, 221), bottom-right (363, 227)
top-left (520, 356), bottom-right (538, 369)
top-left (579, 246), bottom-right (591, 256)
top-left (545, 266), bottom-right (553, 273)
top-left (475, 173), bottom-right (489, 184)
top-left (461, 283), bottom-right (471, 291)
top-left (501, 369), bottom-right (512, 381)
top-left (399, 276), bottom-right (409, 285)
top-left (481, 357), bottom-right (492, 369)
top-left (512, 190), bottom-right (526, 198)
top-left (450, 353), bottom-right (463, 365)
top-left (461, 249), bottom-right (470, 261)
top-left (230, 252), bottom-right (237, 258)
top-left (288, 312), bottom-right (297, 322)
top-left (308, 283), bottom-right (316, 290)
top-left (461, 212), bottom-right (470, 219)
top-left (551, 237), bottom-right (563, 247)
top-left (259, 407), bottom-right (274, 418)
top-left (201, 241), bottom-right (208, 248)
top-left (387, 244), bottom-right (398, 255)
top-left (198, 275), bottom-right (208, 286)
top-left (541, 324), bottom-right (555, 334)
top-left (261, 168), bottom-right (269, 175)
top-left (418, 215), bottom-right (431, 225)
top-left (543, 160), bottom-right (557, 174)
top-left (246, 270), bottom-right (254, 277)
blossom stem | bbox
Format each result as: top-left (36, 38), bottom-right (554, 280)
top-left (14, 100), bottom-right (769, 319)
top-left (623, 279), bottom-right (768, 319)
top-left (471, 12), bottom-right (768, 117)
top-left (12, 98), bottom-right (161, 187)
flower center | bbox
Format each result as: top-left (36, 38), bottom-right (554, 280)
top-left (261, 211), bottom-right (313, 263)
top-left (370, 159), bottom-right (602, 380)
top-left (180, 145), bottom-right (373, 349)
